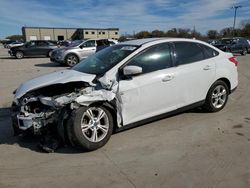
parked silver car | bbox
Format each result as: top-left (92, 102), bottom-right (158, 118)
top-left (50, 39), bottom-right (118, 66)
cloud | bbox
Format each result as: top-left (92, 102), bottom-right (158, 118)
top-left (0, 0), bottom-right (249, 38)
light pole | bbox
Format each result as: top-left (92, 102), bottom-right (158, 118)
top-left (232, 5), bottom-right (242, 36)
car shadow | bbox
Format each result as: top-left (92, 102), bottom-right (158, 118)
top-left (0, 57), bottom-right (16, 59)
top-left (0, 56), bottom-right (50, 60)
top-left (0, 107), bottom-right (84, 154)
top-left (35, 62), bottom-right (68, 67)
top-left (0, 106), bottom-right (207, 154)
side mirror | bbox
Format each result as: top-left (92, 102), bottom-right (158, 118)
top-left (123, 65), bottom-right (142, 77)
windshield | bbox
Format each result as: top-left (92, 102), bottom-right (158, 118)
top-left (221, 39), bottom-right (233, 44)
top-left (68, 40), bottom-right (84, 47)
top-left (73, 44), bottom-right (139, 75)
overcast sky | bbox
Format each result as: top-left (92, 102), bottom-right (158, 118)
top-left (0, 0), bottom-right (250, 38)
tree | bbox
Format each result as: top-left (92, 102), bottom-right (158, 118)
top-left (177, 28), bottom-right (191, 38)
top-left (240, 19), bottom-right (250, 29)
top-left (207, 30), bottom-right (219, 39)
top-left (220, 27), bottom-right (233, 38)
top-left (135, 31), bottom-right (151, 39)
top-left (151, 30), bottom-right (165, 37)
top-left (240, 20), bottom-right (250, 37)
top-left (166, 28), bottom-right (178, 37)
top-left (6, 35), bottom-right (23, 41)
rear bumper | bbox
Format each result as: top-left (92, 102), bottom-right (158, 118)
top-left (231, 86), bottom-right (237, 94)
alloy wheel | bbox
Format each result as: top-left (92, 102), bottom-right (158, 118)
top-left (211, 85), bottom-right (227, 109)
top-left (16, 52), bottom-right (23, 59)
top-left (80, 107), bottom-right (109, 143)
top-left (67, 55), bottom-right (78, 66)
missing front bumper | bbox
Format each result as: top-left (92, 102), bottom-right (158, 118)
top-left (17, 115), bottom-right (34, 130)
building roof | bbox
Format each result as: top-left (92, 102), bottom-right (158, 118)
top-left (22, 26), bottom-right (119, 30)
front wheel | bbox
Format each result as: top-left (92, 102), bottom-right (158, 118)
top-left (47, 50), bottom-right (53, 57)
top-left (204, 80), bottom-right (229, 112)
top-left (65, 54), bottom-right (79, 67)
top-left (71, 106), bottom-right (113, 151)
top-left (15, 51), bottom-right (24, 59)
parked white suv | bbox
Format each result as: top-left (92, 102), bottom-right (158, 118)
top-left (12, 38), bottom-right (238, 151)
top-left (50, 39), bottom-right (118, 66)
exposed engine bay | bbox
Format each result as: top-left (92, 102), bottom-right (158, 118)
top-left (11, 70), bottom-right (121, 152)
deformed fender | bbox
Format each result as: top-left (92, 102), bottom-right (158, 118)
top-left (73, 75), bottom-right (123, 127)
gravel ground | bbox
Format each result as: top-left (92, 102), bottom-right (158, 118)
top-left (0, 45), bottom-right (250, 188)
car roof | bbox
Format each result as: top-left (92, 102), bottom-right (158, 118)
top-left (121, 38), bottom-right (164, 45)
top-left (120, 37), bottom-right (207, 46)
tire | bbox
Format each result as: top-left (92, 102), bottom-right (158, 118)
top-left (70, 106), bottom-right (113, 151)
top-left (65, 54), bottom-right (79, 67)
top-left (15, 51), bottom-right (24, 59)
top-left (203, 80), bottom-right (229, 112)
top-left (47, 50), bottom-right (53, 57)
top-left (241, 48), bottom-right (247, 56)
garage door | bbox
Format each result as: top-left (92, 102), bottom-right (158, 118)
top-left (44, 36), bottom-right (51, 40)
top-left (30, 36), bottom-right (37, 40)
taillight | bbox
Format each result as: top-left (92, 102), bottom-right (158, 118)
top-left (229, 57), bottom-right (238, 66)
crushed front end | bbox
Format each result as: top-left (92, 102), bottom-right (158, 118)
top-left (11, 81), bottom-right (90, 136)
top-left (12, 95), bottom-right (58, 135)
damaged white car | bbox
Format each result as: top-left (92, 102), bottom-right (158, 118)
top-left (12, 38), bottom-right (238, 151)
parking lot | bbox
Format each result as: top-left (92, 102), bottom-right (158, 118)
top-left (0, 44), bottom-right (250, 187)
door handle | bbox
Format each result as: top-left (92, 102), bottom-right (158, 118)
top-left (203, 65), bottom-right (211, 70)
top-left (162, 75), bottom-right (174, 82)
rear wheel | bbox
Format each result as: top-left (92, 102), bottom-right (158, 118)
top-left (15, 51), bottom-right (24, 59)
top-left (204, 80), bottom-right (229, 112)
top-left (65, 54), bottom-right (79, 67)
top-left (71, 106), bottom-right (113, 151)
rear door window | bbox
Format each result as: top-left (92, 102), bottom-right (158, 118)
top-left (174, 42), bottom-right (205, 65)
top-left (82, 40), bottom-right (96, 47)
top-left (36, 41), bottom-right (48, 46)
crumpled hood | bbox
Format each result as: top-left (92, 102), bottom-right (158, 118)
top-left (15, 69), bottom-right (96, 99)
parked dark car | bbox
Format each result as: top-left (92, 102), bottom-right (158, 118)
top-left (213, 37), bottom-right (249, 55)
top-left (9, 40), bottom-right (58, 59)
top-left (57, 40), bottom-right (71, 47)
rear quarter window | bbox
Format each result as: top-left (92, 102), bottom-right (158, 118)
top-left (199, 44), bottom-right (219, 59)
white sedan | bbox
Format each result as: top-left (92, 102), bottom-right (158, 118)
top-left (12, 38), bottom-right (238, 151)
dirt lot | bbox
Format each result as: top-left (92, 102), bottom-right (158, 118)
top-left (0, 45), bottom-right (250, 188)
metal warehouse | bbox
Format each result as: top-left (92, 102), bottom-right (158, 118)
top-left (22, 27), bottom-right (119, 41)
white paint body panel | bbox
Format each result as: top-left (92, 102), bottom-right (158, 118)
top-left (119, 67), bottom-right (179, 125)
top-left (15, 70), bottom-right (96, 99)
top-left (173, 58), bottom-right (216, 107)
top-left (14, 38), bottom-right (238, 127)
top-left (106, 38), bottom-right (238, 126)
